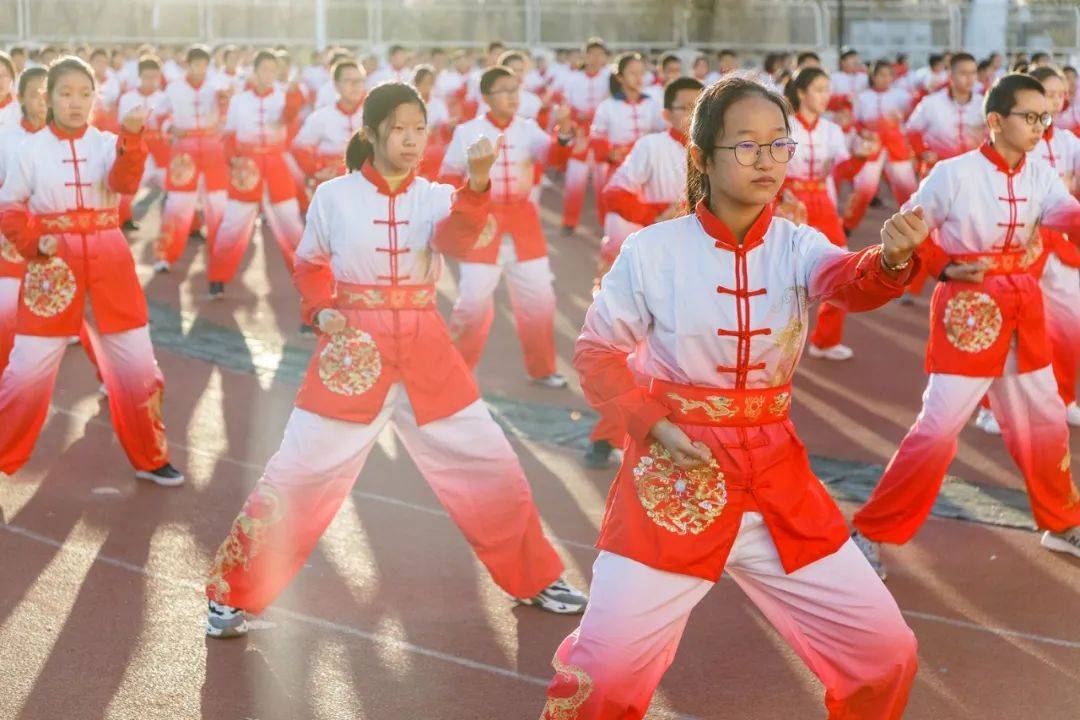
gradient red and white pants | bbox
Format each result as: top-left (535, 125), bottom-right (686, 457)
top-left (157, 177), bottom-right (228, 265)
top-left (854, 349), bottom-right (1080, 544)
top-left (208, 192), bottom-right (305, 284)
top-left (1041, 255), bottom-right (1080, 406)
top-left (0, 325), bottom-right (169, 475)
top-left (205, 383), bottom-right (564, 614)
top-left (450, 245), bottom-right (557, 380)
top-left (541, 513), bottom-right (917, 720)
top-left (0, 276), bottom-right (18, 375)
top-left (562, 152), bottom-right (609, 230)
top-left (842, 155), bottom-right (916, 232)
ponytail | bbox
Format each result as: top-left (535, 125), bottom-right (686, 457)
top-left (344, 81), bottom-right (426, 173)
top-left (783, 66), bottom-right (828, 113)
top-left (685, 153), bottom-right (710, 211)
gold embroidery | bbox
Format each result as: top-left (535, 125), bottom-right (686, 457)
top-left (541, 655), bottom-right (594, 720)
top-left (633, 442), bottom-right (727, 535)
top-left (1062, 451), bottom-right (1072, 474)
top-left (770, 312), bottom-right (805, 385)
top-left (230, 156), bottom-right (261, 193)
top-left (0, 238), bottom-right (23, 264)
top-left (22, 255), bottom-right (77, 318)
top-left (1020, 220), bottom-right (1043, 270)
top-left (744, 394), bottom-right (765, 420)
top-left (206, 485), bottom-right (286, 601)
top-left (168, 151), bottom-right (198, 187)
top-left (317, 328), bottom-right (382, 397)
top-left (943, 291), bottom-right (1002, 354)
top-left (769, 391), bottom-right (791, 416)
top-left (665, 392), bottom-right (735, 421)
top-left (342, 288), bottom-right (386, 308)
top-left (139, 386), bottom-right (170, 463)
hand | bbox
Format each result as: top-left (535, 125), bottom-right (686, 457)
top-left (919, 150), bottom-right (938, 165)
top-left (880, 206), bottom-right (929, 268)
top-left (943, 261), bottom-right (987, 283)
top-left (38, 235), bottom-right (58, 256)
top-left (607, 146), bottom-right (628, 165)
top-left (316, 308), bottom-right (347, 334)
top-left (121, 106), bottom-right (148, 134)
top-left (650, 418), bottom-right (713, 468)
top-left (466, 134), bottom-right (503, 192)
top-left (553, 104), bottom-right (572, 128)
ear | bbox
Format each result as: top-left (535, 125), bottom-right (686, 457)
top-left (985, 112), bottom-right (1003, 135)
top-left (689, 144), bottom-right (707, 175)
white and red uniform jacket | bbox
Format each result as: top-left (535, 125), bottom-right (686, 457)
top-left (419, 95), bottom-right (453, 180)
top-left (314, 80), bottom-right (339, 110)
top-left (576, 201), bottom-right (915, 578)
top-left (433, 69), bottom-right (468, 102)
top-left (292, 163), bottom-right (490, 424)
top-left (589, 95), bottom-right (665, 169)
top-left (906, 143), bottom-right (1080, 377)
top-left (439, 113), bottom-right (571, 264)
top-left (301, 64), bottom-right (331, 97)
top-left (163, 76), bottom-right (228, 192)
top-left (829, 70), bottom-right (868, 111)
top-left (222, 85), bottom-right (304, 202)
top-left (1058, 96), bottom-right (1080, 137)
top-left (118, 87), bottom-right (172, 169)
top-left (557, 68), bottom-right (611, 124)
top-left (290, 99), bottom-right (363, 184)
top-left (786, 114), bottom-right (851, 243)
top-left (0, 120), bottom-right (42, 280)
top-left (600, 127), bottom-right (688, 263)
top-left (904, 88), bottom-right (986, 161)
top-left (853, 86), bottom-right (914, 161)
top-left (0, 94), bottom-right (21, 134)
top-left (366, 65), bottom-right (412, 90)
top-left (91, 73), bottom-right (122, 133)
top-left (0, 123), bottom-right (148, 336)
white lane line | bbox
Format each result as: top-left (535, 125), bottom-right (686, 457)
top-left (901, 610), bottom-right (1080, 650)
top-left (0, 521), bottom-right (699, 720)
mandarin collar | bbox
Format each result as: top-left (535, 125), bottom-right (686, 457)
top-left (360, 161), bottom-right (416, 196)
top-left (695, 200), bottom-right (772, 253)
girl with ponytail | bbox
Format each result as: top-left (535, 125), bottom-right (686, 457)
top-left (205, 81), bottom-right (588, 639)
top-left (542, 74), bottom-right (930, 719)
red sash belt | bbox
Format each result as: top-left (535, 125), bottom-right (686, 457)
top-left (784, 178), bottom-right (829, 193)
top-left (648, 378), bottom-right (793, 427)
top-left (949, 249), bottom-right (1029, 276)
top-left (336, 283), bottom-right (437, 311)
top-left (37, 208), bottom-right (119, 233)
top-left (236, 141), bottom-right (287, 155)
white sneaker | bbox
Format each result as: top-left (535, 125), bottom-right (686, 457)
top-left (1066, 402), bottom-right (1080, 428)
top-left (518, 577), bottom-right (588, 614)
top-left (206, 600), bottom-right (248, 638)
top-left (533, 373), bottom-right (568, 389)
top-left (851, 530), bottom-right (887, 581)
top-left (152, 260), bottom-right (170, 273)
top-left (66, 335), bottom-right (81, 346)
top-left (1040, 527), bottom-right (1080, 559)
top-left (97, 383), bottom-right (108, 398)
top-left (974, 407), bottom-right (1001, 435)
top-left (807, 344), bottom-right (854, 361)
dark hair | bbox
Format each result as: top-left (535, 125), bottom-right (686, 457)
top-left (763, 53), bottom-right (784, 74)
top-left (783, 66), bottom-right (828, 112)
top-left (663, 76), bottom-right (703, 109)
top-left (486, 41), bottom-right (505, 54)
top-left (497, 50), bottom-right (526, 67)
top-left (333, 59), bottom-right (361, 83)
top-left (659, 52), bottom-right (680, 71)
top-left (717, 49), bottom-right (736, 60)
top-left (9, 46), bottom-right (25, 58)
top-left (345, 82), bottom-right (426, 172)
top-left (928, 53), bottom-right (945, 69)
top-left (17, 66), bottom-right (46, 118)
top-left (187, 44), bottom-right (211, 64)
top-left (1063, 65), bottom-right (1077, 76)
top-left (1028, 65), bottom-right (1064, 85)
top-left (796, 51), bottom-right (820, 66)
top-left (609, 51), bottom-right (644, 97)
top-left (1011, 60), bottom-right (1029, 74)
top-left (46, 56), bottom-right (96, 124)
top-left (0, 51), bottom-right (13, 81)
top-left (1031, 51), bottom-right (1051, 65)
top-left (584, 37), bottom-right (606, 54)
top-left (896, 53), bottom-right (909, 63)
top-left (977, 59), bottom-right (992, 73)
top-left (480, 65), bottom-right (514, 96)
top-left (870, 59), bottom-right (893, 77)
top-left (137, 55), bottom-right (162, 74)
top-left (388, 44), bottom-right (406, 57)
top-left (686, 76), bottom-right (791, 209)
top-left (984, 73), bottom-right (1044, 117)
top-left (950, 52), bottom-right (976, 69)
top-left (89, 48), bottom-right (108, 62)
top-left (411, 63), bottom-right (435, 87)
top-left (253, 49), bottom-right (278, 70)
top-left (840, 49), bottom-right (859, 62)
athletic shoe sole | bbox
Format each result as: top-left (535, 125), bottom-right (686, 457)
top-left (1040, 531), bottom-right (1080, 559)
top-left (135, 470), bottom-right (186, 487)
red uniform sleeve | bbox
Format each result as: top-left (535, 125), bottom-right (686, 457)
top-left (574, 341), bottom-right (669, 444)
top-left (811, 244), bottom-right (920, 311)
top-left (1046, 232), bottom-right (1080, 268)
top-left (602, 186), bottom-right (667, 227)
top-left (107, 129), bottom-right (149, 195)
top-left (915, 237), bottom-right (951, 279)
top-left (290, 143), bottom-right (319, 177)
top-left (429, 183), bottom-right (491, 259)
top-left (293, 259), bottom-right (337, 325)
top-left (222, 131), bottom-right (237, 161)
top-left (283, 86), bottom-right (305, 124)
top-left (0, 209), bottom-right (43, 260)
top-left (905, 130), bottom-right (929, 156)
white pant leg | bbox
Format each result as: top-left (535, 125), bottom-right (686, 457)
top-left (503, 255), bottom-right (557, 378)
top-left (448, 260), bottom-right (505, 369)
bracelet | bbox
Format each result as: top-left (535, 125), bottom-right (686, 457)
top-left (880, 247), bottom-right (911, 272)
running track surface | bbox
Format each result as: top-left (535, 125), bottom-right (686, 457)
top-left (0, 182), bottom-right (1078, 720)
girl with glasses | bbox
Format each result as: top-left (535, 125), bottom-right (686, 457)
top-left (541, 75), bottom-right (928, 720)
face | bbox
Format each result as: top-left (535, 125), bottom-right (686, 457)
top-left (337, 66), bottom-right (365, 104)
top-left (0, 64), bottom-right (12, 97)
top-left (49, 69), bottom-right (95, 129)
top-left (584, 47), bottom-right (606, 71)
top-left (505, 58), bottom-right (526, 80)
top-left (662, 60), bottom-right (682, 82)
top-left (453, 55), bottom-right (471, 73)
top-left (390, 49), bottom-right (407, 69)
top-left (619, 59), bottom-right (646, 93)
top-left (871, 66), bottom-right (893, 90)
top-left (254, 58), bottom-right (278, 87)
top-left (431, 52), bottom-right (446, 71)
top-left (1064, 70), bottom-right (1077, 95)
top-left (224, 51), bottom-right (238, 70)
top-left (413, 72), bottom-right (434, 98)
top-left (663, 87), bottom-right (700, 133)
top-left (990, 89), bottom-right (1049, 152)
top-left (139, 68), bottom-right (161, 92)
top-left (189, 57), bottom-right (209, 82)
top-left (840, 54), bottom-right (859, 72)
top-left (799, 57), bottom-right (821, 69)
top-left (693, 57), bottom-right (709, 78)
top-left (372, 102), bottom-right (427, 173)
top-left (1040, 75), bottom-right (1066, 115)
top-left (485, 74), bottom-right (520, 116)
top-left (799, 75), bottom-right (831, 115)
top-left (277, 58), bottom-right (291, 82)
top-left (20, 75), bottom-right (47, 123)
top-left (90, 54), bottom-right (108, 76)
top-left (719, 54), bottom-right (737, 72)
top-left (694, 95), bottom-right (792, 209)
top-left (951, 60), bottom-right (977, 95)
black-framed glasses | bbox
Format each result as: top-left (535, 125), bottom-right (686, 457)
top-left (715, 137), bottom-right (797, 166)
top-left (1007, 111), bottom-right (1053, 127)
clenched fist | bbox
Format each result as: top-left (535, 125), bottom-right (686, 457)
top-left (316, 308), bottom-right (347, 334)
top-left (38, 235), bottom-right (59, 256)
top-left (121, 107), bottom-right (148, 134)
top-left (880, 205), bottom-right (929, 269)
top-left (466, 134), bottom-right (504, 192)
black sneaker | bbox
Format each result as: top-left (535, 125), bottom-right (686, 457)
top-left (561, 225), bottom-right (576, 237)
top-left (135, 462), bottom-right (185, 487)
top-left (122, 219), bottom-right (141, 232)
top-left (206, 600), bottom-right (248, 638)
top-left (299, 323), bottom-right (315, 336)
top-left (583, 440), bottom-right (614, 469)
top-left (188, 228), bottom-right (205, 243)
top-left (209, 281), bottom-right (225, 300)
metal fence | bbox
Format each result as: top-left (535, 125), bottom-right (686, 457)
top-left (1, 0), bottom-right (1078, 59)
